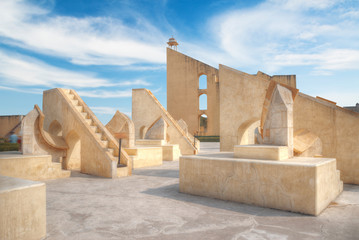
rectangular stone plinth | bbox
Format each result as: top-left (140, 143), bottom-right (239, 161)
top-left (0, 154), bottom-right (70, 180)
top-left (162, 145), bottom-right (181, 161)
top-left (125, 147), bottom-right (162, 169)
top-left (0, 175), bottom-right (46, 240)
top-left (234, 144), bottom-right (288, 160)
top-left (180, 153), bottom-right (343, 216)
top-left (136, 139), bottom-right (166, 146)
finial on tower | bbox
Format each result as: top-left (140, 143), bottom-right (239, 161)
top-left (167, 36), bottom-right (178, 51)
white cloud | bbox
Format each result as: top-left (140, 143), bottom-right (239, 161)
top-left (90, 106), bottom-right (131, 117)
top-left (199, 0), bottom-right (359, 74)
top-left (115, 79), bottom-right (151, 87)
top-left (0, 0), bottom-right (167, 66)
top-left (0, 50), bottom-right (112, 88)
top-left (77, 89), bottom-right (132, 98)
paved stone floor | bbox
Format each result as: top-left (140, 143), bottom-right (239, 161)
top-left (44, 143), bottom-right (359, 239)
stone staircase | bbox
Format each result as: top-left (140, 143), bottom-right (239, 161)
top-left (145, 89), bottom-right (199, 153)
top-left (60, 89), bottom-right (131, 177)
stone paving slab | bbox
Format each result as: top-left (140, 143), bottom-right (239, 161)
top-left (43, 143), bottom-right (359, 239)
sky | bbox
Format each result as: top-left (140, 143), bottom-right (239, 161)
top-left (0, 0), bottom-right (358, 124)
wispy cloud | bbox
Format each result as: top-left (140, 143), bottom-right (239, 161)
top-left (0, 0), bottom-right (167, 66)
top-left (0, 49), bottom-right (113, 88)
top-left (90, 106), bottom-right (131, 117)
top-left (184, 0), bottom-right (359, 74)
top-left (77, 89), bottom-right (132, 98)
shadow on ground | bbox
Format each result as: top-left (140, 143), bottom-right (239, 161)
top-left (141, 183), bottom-right (305, 218)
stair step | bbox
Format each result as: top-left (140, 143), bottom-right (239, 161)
top-left (68, 93), bottom-right (75, 99)
top-left (107, 148), bottom-right (114, 155)
top-left (85, 119), bottom-right (92, 125)
top-left (117, 166), bottom-right (128, 178)
top-left (81, 112), bottom-right (88, 118)
top-left (90, 126), bottom-right (97, 132)
top-left (71, 99), bottom-right (79, 105)
top-left (101, 140), bottom-right (108, 148)
top-left (75, 105), bottom-right (83, 112)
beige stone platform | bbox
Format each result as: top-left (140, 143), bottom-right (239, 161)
top-left (0, 175), bottom-right (46, 240)
top-left (234, 144), bottom-right (289, 160)
top-left (124, 147), bottom-right (162, 169)
top-left (136, 139), bottom-right (167, 146)
top-left (180, 153), bottom-right (343, 216)
top-left (0, 153), bottom-right (70, 181)
top-left (136, 139), bottom-right (181, 161)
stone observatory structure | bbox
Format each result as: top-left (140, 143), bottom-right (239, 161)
top-left (132, 88), bottom-right (199, 155)
top-left (180, 82), bottom-right (343, 216)
top-left (167, 47), bottom-right (359, 185)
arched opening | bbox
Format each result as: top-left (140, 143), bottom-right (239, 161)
top-left (65, 130), bottom-right (81, 170)
top-left (199, 94), bottom-right (207, 110)
top-left (48, 120), bottom-right (62, 136)
top-left (198, 114), bottom-right (208, 136)
top-left (237, 120), bottom-right (260, 145)
top-left (139, 126), bottom-right (148, 139)
top-left (199, 74), bottom-right (207, 89)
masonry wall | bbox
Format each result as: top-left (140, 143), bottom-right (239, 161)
top-left (219, 65), bottom-right (270, 151)
top-left (0, 115), bottom-right (23, 138)
top-left (167, 48), bottom-right (220, 136)
top-left (294, 94), bottom-right (359, 184)
top-left (219, 64), bottom-right (359, 184)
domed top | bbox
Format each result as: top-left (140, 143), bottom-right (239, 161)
top-left (167, 37), bottom-right (178, 46)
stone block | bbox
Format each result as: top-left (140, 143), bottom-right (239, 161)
top-left (0, 154), bottom-right (70, 181)
top-left (162, 144), bottom-right (181, 161)
top-left (0, 175), bottom-right (46, 240)
top-left (124, 147), bottom-right (162, 169)
top-left (179, 154), bottom-right (343, 216)
top-left (234, 144), bottom-right (289, 160)
top-left (135, 139), bottom-right (166, 146)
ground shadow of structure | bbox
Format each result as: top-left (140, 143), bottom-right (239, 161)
top-left (141, 183), bottom-right (305, 218)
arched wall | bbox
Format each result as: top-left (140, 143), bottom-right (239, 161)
top-left (167, 48), bottom-right (219, 136)
top-left (237, 119), bottom-right (260, 145)
top-left (48, 120), bottom-right (62, 136)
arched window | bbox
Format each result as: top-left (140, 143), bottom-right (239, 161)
top-left (199, 114), bottom-right (208, 135)
top-left (199, 94), bottom-right (207, 110)
top-left (199, 74), bottom-right (207, 89)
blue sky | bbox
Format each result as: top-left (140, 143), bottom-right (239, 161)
top-left (0, 0), bottom-right (358, 124)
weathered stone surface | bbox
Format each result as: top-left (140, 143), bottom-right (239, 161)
top-left (42, 88), bottom-right (131, 178)
top-left (21, 105), bottom-right (67, 162)
top-left (260, 83), bottom-right (298, 158)
top-left (106, 110), bottom-right (135, 148)
top-left (234, 144), bottom-right (288, 160)
top-left (124, 147), bottom-right (162, 169)
top-left (167, 48), bottom-right (220, 136)
top-left (180, 153), bottom-right (343, 216)
top-left (0, 154), bottom-right (70, 180)
top-left (0, 175), bottom-right (46, 240)
top-left (294, 129), bottom-right (322, 157)
top-left (145, 117), bottom-right (167, 140)
top-left (132, 89), bottom-right (199, 155)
